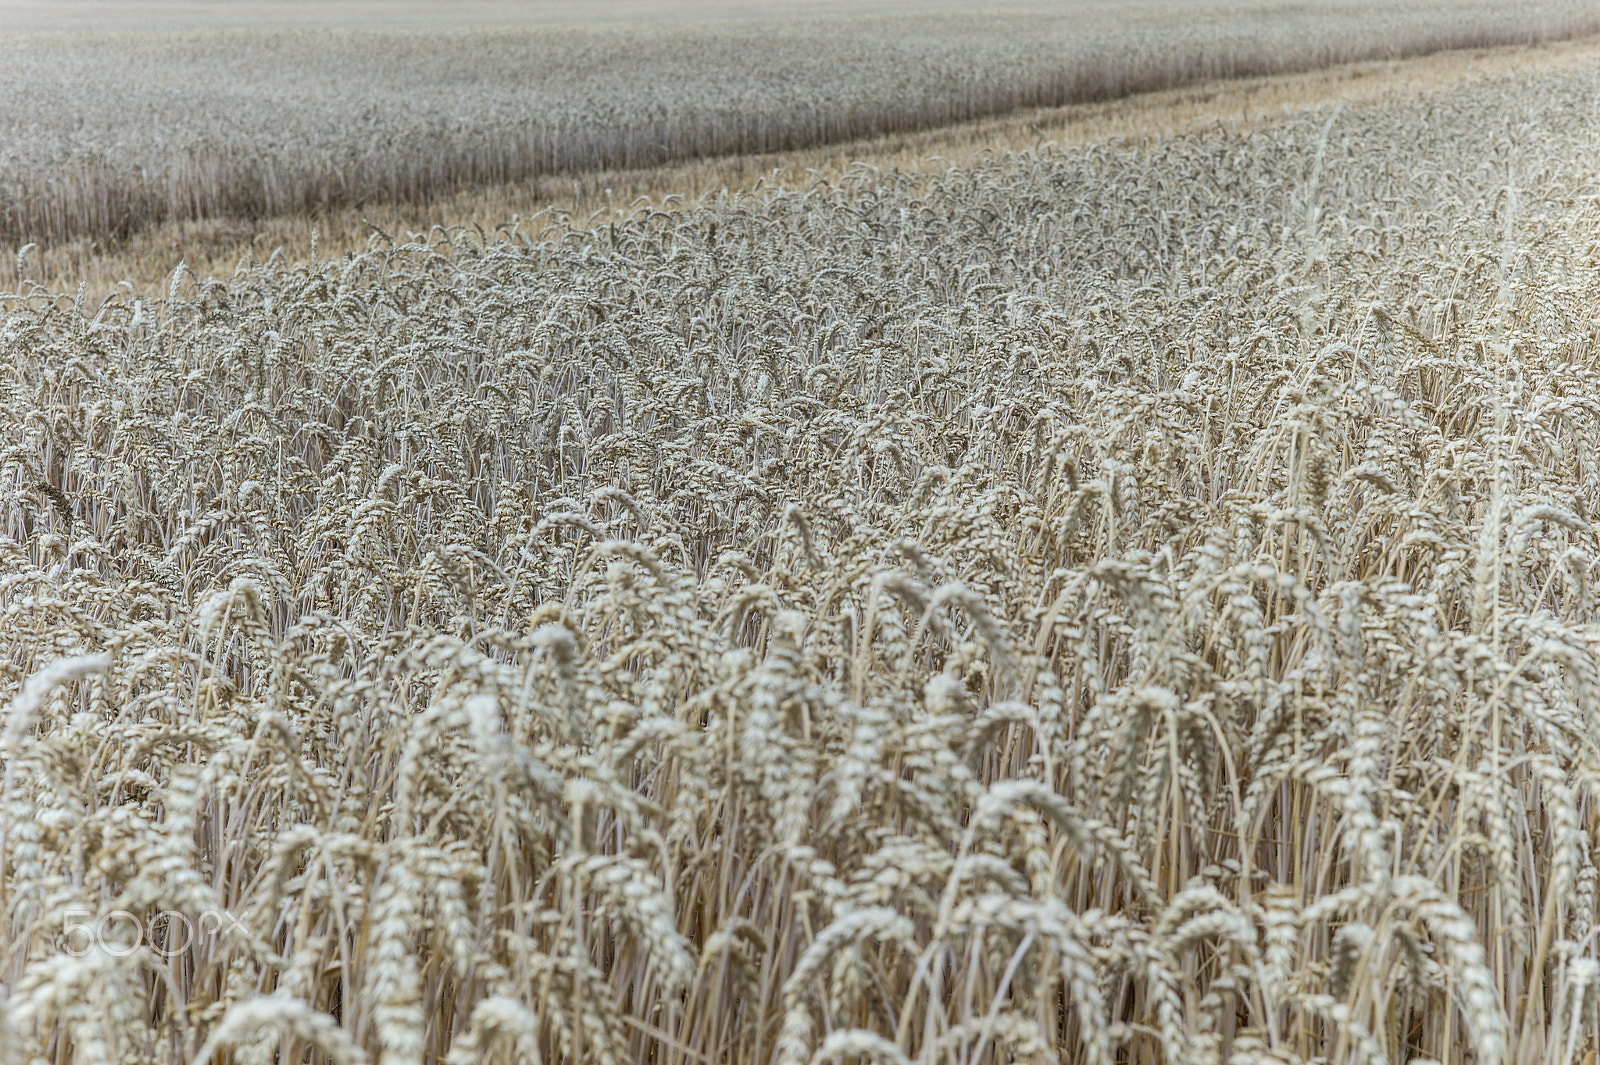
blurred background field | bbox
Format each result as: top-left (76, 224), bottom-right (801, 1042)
top-left (3, 0), bottom-right (1598, 258)
top-left (10, 32), bottom-right (1598, 300)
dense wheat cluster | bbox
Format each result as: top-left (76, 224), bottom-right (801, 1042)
top-left (5, 0), bottom-right (1600, 249)
top-left (7, 47), bottom-right (1600, 1065)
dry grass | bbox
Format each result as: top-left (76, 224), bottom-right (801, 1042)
top-left (3, 0), bottom-right (1599, 249)
top-left (6, 32), bottom-right (1600, 1065)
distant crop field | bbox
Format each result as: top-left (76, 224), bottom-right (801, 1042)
top-left (2, 0), bottom-right (1599, 248)
top-left (6, 24), bottom-right (1600, 1062)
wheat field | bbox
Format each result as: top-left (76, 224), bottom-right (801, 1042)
top-left (8, 12), bottom-right (1600, 1065)
top-left (5, 0), bottom-right (1600, 248)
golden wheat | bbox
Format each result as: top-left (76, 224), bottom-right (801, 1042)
top-left (4, 39), bottom-right (1600, 1065)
